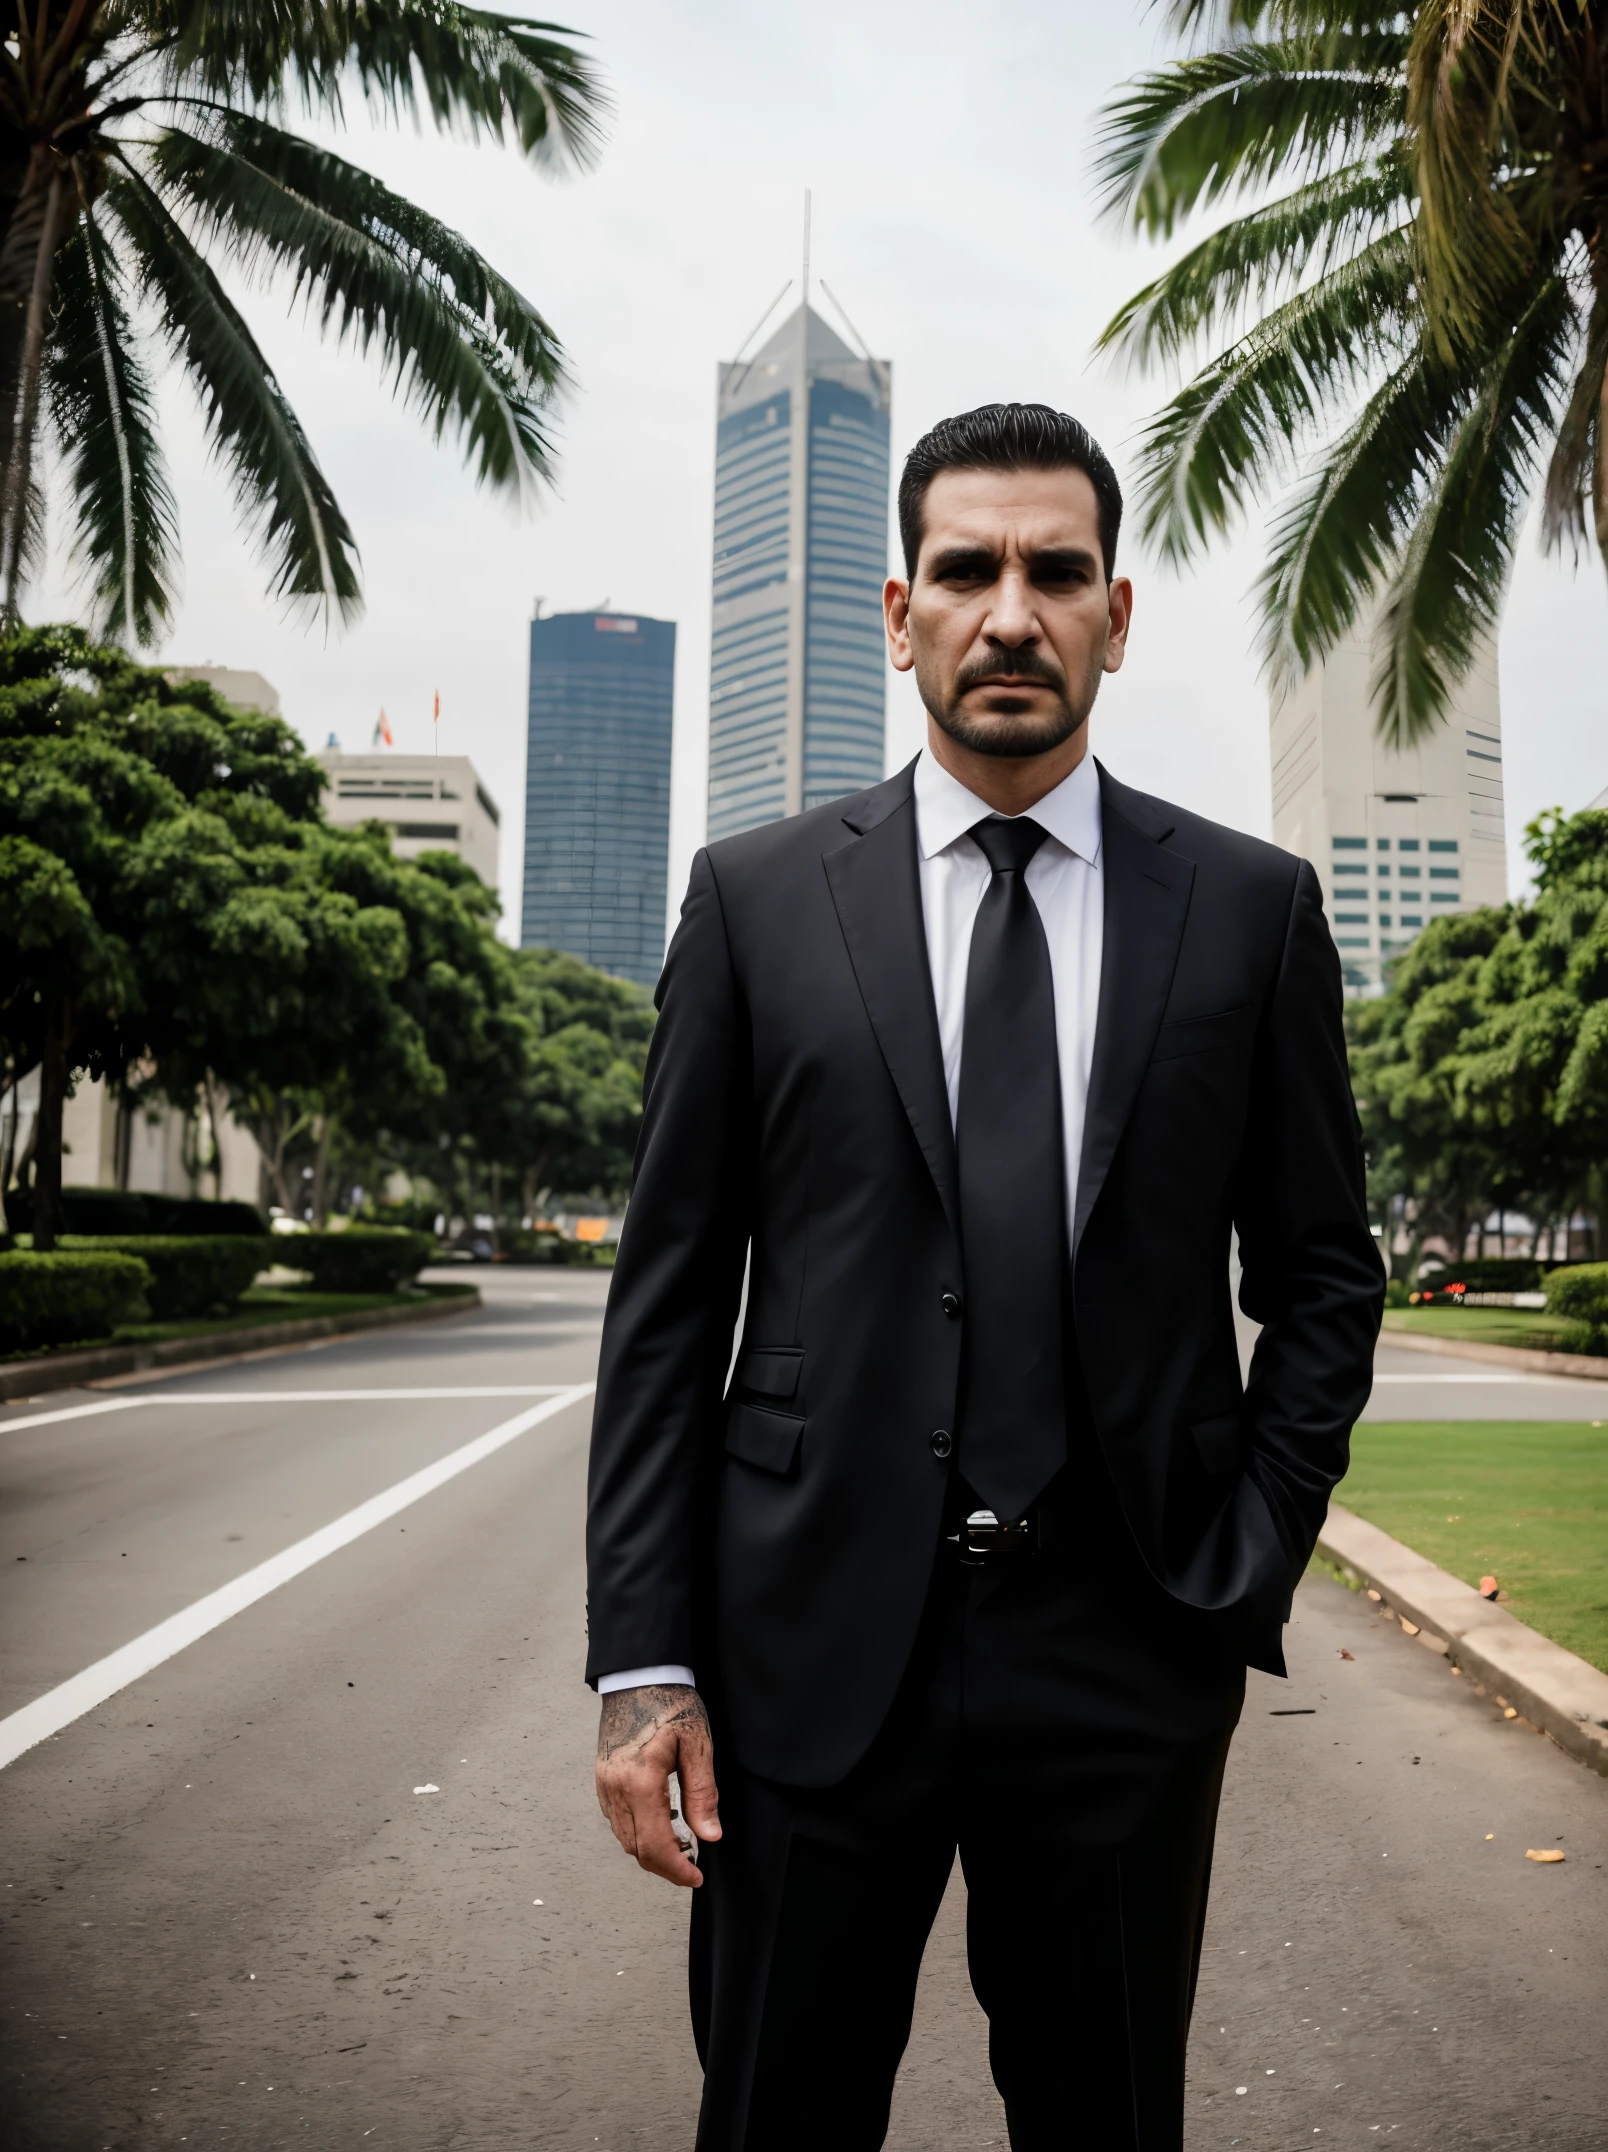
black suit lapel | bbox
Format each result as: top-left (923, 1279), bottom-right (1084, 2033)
top-left (824, 766), bottom-right (960, 1240)
top-left (1073, 764), bottom-right (1196, 1253)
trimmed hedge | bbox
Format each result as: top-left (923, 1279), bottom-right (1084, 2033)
top-left (281, 1228), bottom-right (436, 1294)
top-left (1420, 1256), bottom-right (1542, 1294)
top-left (1539, 1262), bottom-right (1608, 1348)
top-left (8, 1187), bottom-right (268, 1236)
top-left (0, 1250), bottom-right (151, 1355)
top-left (59, 1234), bottom-right (273, 1319)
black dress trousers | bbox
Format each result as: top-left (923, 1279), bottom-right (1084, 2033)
top-left (689, 1443), bottom-right (1246, 2152)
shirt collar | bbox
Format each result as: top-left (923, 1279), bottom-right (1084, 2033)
top-left (912, 743), bottom-right (1103, 866)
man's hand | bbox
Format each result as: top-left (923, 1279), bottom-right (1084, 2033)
top-left (595, 1684), bottom-right (721, 1888)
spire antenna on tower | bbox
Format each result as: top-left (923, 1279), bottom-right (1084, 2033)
top-left (802, 187), bottom-right (811, 305)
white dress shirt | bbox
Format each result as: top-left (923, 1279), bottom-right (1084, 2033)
top-left (597, 746), bottom-right (1106, 1697)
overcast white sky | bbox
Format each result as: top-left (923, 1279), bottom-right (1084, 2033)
top-left (33, 0), bottom-right (1608, 945)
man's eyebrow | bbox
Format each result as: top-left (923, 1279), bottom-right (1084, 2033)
top-left (1025, 543), bottom-right (1100, 572)
top-left (924, 542), bottom-right (999, 575)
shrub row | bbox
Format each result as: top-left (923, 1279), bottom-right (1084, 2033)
top-left (0, 1250), bottom-right (151, 1355)
top-left (1417, 1256), bottom-right (1542, 1293)
top-left (0, 1225), bottom-right (436, 1359)
top-left (59, 1234), bottom-right (274, 1318)
top-left (1538, 1262), bottom-right (1608, 1349)
top-left (6, 1186), bottom-right (268, 1236)
top-left (275, 1227), bottom-right (436, 1294)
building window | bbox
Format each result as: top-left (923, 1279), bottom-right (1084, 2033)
top-left (1399, 864), bottom-right (1421, 879)
top-left (1336, 936), bottom-right (1371, 948)
top-left (1333, 862), bottom-right (1368, 876)
top-left (1397, 837), bottom-right (1421, 852)
top-left (1376, 837), bottom-right (1390, 850)
top-left (1400, 912), bottom-right (1423, 926)
top-left (1429, 838), bottom-right (1459, 853)
top-left (1332, 836), bottom-right (1367, 850)
top-left (1429, 866), bottom-right (1459, 880)
top-left (1376, 864), bottom-right (1390, 877)
top-left (1379, 912), bottom-right (1392, 927)
top-left (1334, 912), bottom-right (1370, 924)
top-left (1431, 891), bottom-right (1460, 903)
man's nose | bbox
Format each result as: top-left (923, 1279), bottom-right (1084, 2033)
top-left (983, 570), bottom-right (1039, 646)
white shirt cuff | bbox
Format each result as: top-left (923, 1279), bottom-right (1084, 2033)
top-left (596, 1664), bottom-right (697, 1694)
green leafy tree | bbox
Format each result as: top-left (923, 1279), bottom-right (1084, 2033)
top-left (0, 623), bottom-right (422, 1244)
top-left (508, 946), bottom-right (653, 1202)
top-left (278, 943), bottom-right (654, 1228)
top-left (1096, 0), bottom-right (1606, 743)
top-left (1350, 806), bottom-right (1608, 1267)
top-left (0, 4), bottom-right (604, 637)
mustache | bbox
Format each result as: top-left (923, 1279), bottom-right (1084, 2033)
top-left (954, 647), bottom-right (1067, 695)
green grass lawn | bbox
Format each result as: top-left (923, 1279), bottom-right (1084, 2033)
top-left (1338, 1420), bottom-right (1608, 1673)
top-left (1382, 1306), bottom-right (1586, 1352)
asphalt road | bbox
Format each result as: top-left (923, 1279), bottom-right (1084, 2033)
top-left (2, 1277), bottom-right (1604, 2151)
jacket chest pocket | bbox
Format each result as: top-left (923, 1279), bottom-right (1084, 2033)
top-left (725, 1347), bottom-right (806, 1477)
top-left (1150, 1005), bottom-right (1251, 1064)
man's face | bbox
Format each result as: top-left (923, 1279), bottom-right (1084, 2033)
top-left (884, 466), bottom-right (1132, 757)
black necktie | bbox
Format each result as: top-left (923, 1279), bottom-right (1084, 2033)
top-left (955, 815), bottom-right (1067, 1520)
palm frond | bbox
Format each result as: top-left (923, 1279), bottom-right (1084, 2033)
top-left (148, 112), bottom-right (564, 494)
top-left (44, 210), bottom-right (180, 645)
top-left (1540, 289), bottom-right (1608, 562)
top-left (1095, 30), bottom-right (1407, 236)
top-left (1373, 273), bottom-right (1578, 742)
top-left (1127, 229), bottom-right (1419, 563)
top-left (345, 5), bottom-right (608, 168)
top-left (147, 2), bottom-right (607, 170)
top-left (1405, 0), bottom-right (1553, 357)
top-left (1097, 154), bottom-right (1409, 367)
top-left (104, 161), bottom-right (362, 622)
top-left (1255, 343), bottom-right (1476, 685)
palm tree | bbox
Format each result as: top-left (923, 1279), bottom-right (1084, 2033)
top-left (1095, 0), bottom-right (1605, 744)
top-left (0, 4), bottom-right (605, 643)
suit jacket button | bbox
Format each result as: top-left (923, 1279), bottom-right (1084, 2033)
top-left (940, 1292), bottom-right (961, 1318)
top-left (930, 1428), bottom-right (953, 1460)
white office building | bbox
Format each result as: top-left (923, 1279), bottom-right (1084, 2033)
top-left (318, 752), bottom-right (501, 890)
top-left (1269, 622), bottom-right (1509, 993)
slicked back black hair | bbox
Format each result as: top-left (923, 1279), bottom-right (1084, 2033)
top-left (897, 403), bottom-right (1123, 582)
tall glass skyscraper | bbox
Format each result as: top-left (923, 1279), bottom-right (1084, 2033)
top-left (522, 609), bottom-right (675, 989)
top-left (707, 301), bottom-right (892, 843)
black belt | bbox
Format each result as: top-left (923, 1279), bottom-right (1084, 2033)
top-left (944, 1495), bottom-right (1060, 1566)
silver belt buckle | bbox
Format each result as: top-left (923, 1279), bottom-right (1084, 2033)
top-left (952, 1508), bottom-right (1030, 1563)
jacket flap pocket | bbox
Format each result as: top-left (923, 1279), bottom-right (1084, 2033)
top-left (1191, 1409), bottom-right (1245, 1476)
top-left (725, 1400), bottom-right (805, 1477)
top-left (735, 1347), bottom-right (804, 1402)
top-left (1151, 1006), bottom-right (1251, 1064)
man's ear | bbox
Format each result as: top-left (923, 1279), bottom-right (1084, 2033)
top-left (884, 575), bottom-right (914, 674)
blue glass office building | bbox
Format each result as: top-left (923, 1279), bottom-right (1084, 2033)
top-left (522, 610), bottom-right (675, 989)
top-left (707, 302), bottom-right (891, 842)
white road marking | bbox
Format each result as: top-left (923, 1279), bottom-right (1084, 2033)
top-left (0, 1384), bottom-right (596, 1772)
top-left (0, 1387), bottom-right (574, 1435)
top-left (0, 1398), bottom-right (147, 1435)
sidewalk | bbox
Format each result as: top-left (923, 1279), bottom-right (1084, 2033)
top-left (1317, 1502), bottom-right (1608, 1776)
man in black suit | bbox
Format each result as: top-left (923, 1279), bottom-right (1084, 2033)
top-left (587, 404), bottom-right (1382, 2150)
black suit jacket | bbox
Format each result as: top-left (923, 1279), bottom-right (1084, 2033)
top-left (585, 759), bottom-right (1383, 1786)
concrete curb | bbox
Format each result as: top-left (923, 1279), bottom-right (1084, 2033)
top-left (0, 1289), bottom-right (482, 1403)
top-left (1317, 1502), bottom-right (1608, 1778)
top-left (1379, 1324), bottom-right (1608, 1381)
